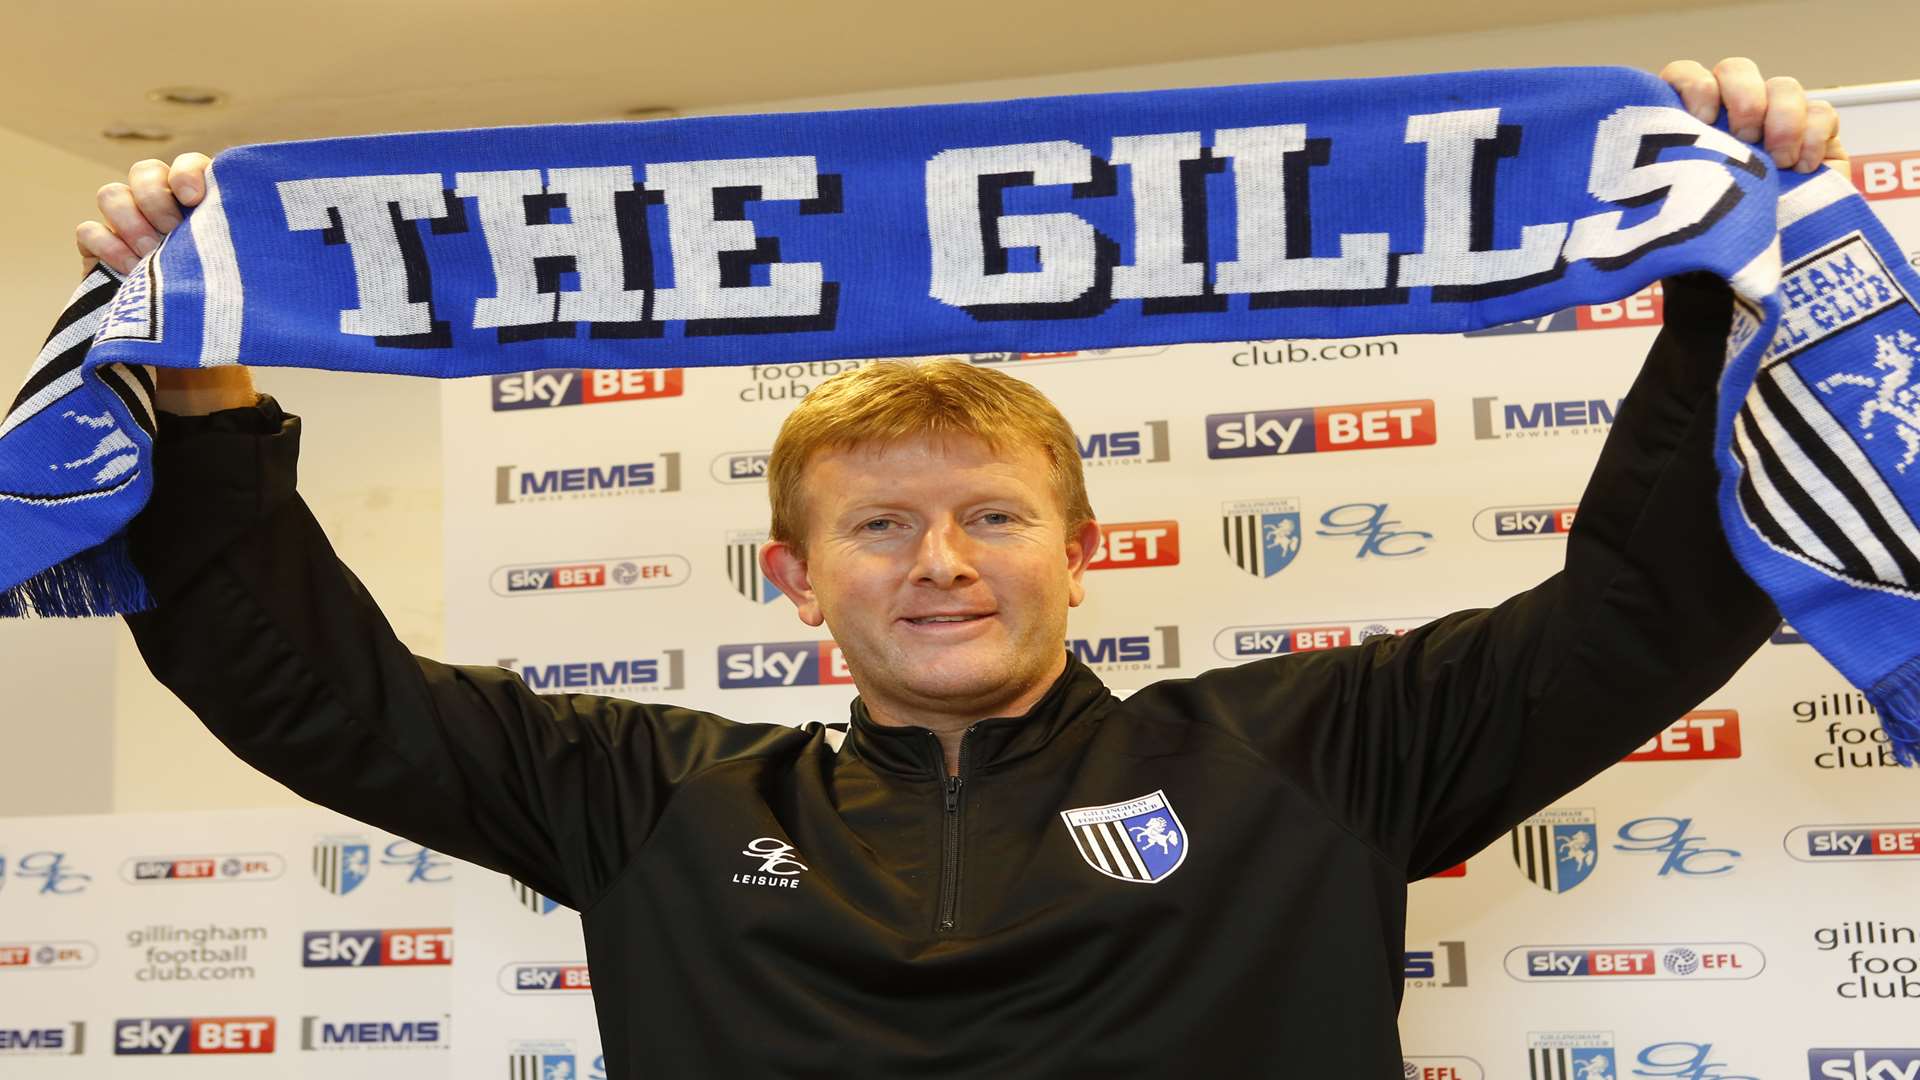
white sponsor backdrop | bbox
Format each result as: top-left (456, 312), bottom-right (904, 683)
top-left (3, 96), bottom-right (1916, 1080)
top-left (0, 808), bottom-right (452, 1076)
top-left (432, 97), bottom-right (1920, 1080)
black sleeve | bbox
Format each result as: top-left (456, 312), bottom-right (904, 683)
top-left (122, 396), bottom-right (785, 910)
top-left (1184, 274), bottom-right (1778, 879)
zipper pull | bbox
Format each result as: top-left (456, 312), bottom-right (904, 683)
top-left (944, 775), bottom-right (963, 813)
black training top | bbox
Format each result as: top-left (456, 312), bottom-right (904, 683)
top-left (124, 275), bottom-right (1774, 1077)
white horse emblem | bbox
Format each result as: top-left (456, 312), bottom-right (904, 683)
top-left (1557, 829), bottom-right (1596, 872)
top-left (1061, 790), bottom-right (1190, 883)
top-left (1264, 518), bottom-right (1299, 556)
top-left (1129, 816), bottom-right (1180, 856)
top-left (1817, 329), bottom-right (1920, 474)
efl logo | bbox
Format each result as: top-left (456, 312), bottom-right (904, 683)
top-left (1404, 941), bottom-right (1468, 988)
top-left (1504, 942), bottom-right (1764, 981)
top-left (495, 455), bottom-right (680, 504)
top-left (1087, 521), bottom-right (1179, 570)
top-left (1068, 627), bottom-right (1180, 672)
top-left (1076, 421), bottom-right (1170, 466)
top-left (0, 940), bottom-right (97, 970)
top-left (1469, 281), bottom-right (1664, 334)
top-left (489, 556), bottom-right (690, 596)
top-left (302, 928), bottom-right (453, 968)
top-left (1471, 396), bottom-right (1620, 439)
top-left (710, 449), bottom-right (770, 484)
top-left (1212, 618), bottom-right (1424, 660)
top-left (1206, 399), bottom-right (1435, 458)
top-left (115, 1017), bottom-right (275, 1056)
top-left (1854, 150), bottom-right (1920, 202)
top-left (1625, 711), bottom-right (1742, 762)
top-left (1787, 824), bottom-right (1920, 862)
top-left (1472, 504), bottom-right (1577, 541)
top-left (718, 641), bottom-right (853, 689)
top-left (490, 368), bottom-right (683, 410)
top-left (1810, 1048), bottom-right (1920, 1079)
top-left (0, 1023), bottom-right (83, 1056)
top-left (1402, 1057), bottom-right (1484, 1080)
top-left (120, 853), bottom-right (284, 884)
top-left (500, 652), bottom-right (685, 694)
top-left (499, 962), bottom-right (594, 994)
top-left (300, 1016), bottom-right (447, 1051)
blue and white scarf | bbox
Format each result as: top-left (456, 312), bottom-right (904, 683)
top-left (5, 67), bottom-right (1919, 761)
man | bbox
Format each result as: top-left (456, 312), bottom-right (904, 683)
top-left (83, 59), bottom-right (1841, 1076)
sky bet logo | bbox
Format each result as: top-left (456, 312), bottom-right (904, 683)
top-left (490, 367), bottom-right (684, 410)
top-left (711, 449), bottom-right (771, 484)
top-left (1625, 711), bottom-right (1742, 762)
top-left (1468, 280), bottom-right (1664, 335)
top-left (1206, 399), bottom-right (1435, 458)
top-left (495, 455), bottom-right (680, 504)
top-left (0, 1023), bottom-right (83, 1056)
top-left (1810, 1048), bottom-right (1920, 1079)
top-left (1077, 421), bottom-right (1169, 466)
top-left (1067, 627), bottom-right (1180, 672)
top-left (120, 853), bottom-right (284, 884)
top-left (1472, 503), bottom-right (1577, 541)
top-left (1854, 149), bottom-right (1920, 201)
top-left (500, 961), bottom-right (594, 994)
top-left (0, 940), bottom-right (97, 970)
top-left (115, 1017), bottom-right (274, 1055)
top-left (1504, 942), bottom-right (1764, 981)
top-left (1787, 824), bottom-right (1920, 862)
top-left (718, 641), bottom-right (853, 689)
top-left (1212, 618), bottom-right (1424, 660)
top-left (500, 652), bottom-right (684, 694)
top-left (1087, 520), bottom-right (1180, 570)
top-left (302, 928), bottom-right (452, 968)
top-left (489, 556), bottom-right (690, 596)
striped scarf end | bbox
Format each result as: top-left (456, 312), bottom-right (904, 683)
top-left (0, 533), bottom-right (154, 618)
top-left (1868, 658), bottom-right (1920, 768)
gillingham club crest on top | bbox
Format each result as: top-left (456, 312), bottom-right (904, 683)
top-left (1060, 790), bottom-right (1189, 884)
top-left (1511, 808), bottom-right (1600, 894)
top-left (1222, 498), bottom-right (1302, 578)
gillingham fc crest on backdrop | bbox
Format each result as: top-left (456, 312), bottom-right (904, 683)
top-left (1061, 790), bottom-right (1189, 884)
top-left (1510, 808), bottom-right (1599, 894)
top-left (312, 837), bottom-right (369, 896)
top-left (1222, 498), bottom-right (1302, 577)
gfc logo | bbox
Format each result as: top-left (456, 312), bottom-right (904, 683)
top-left (1614, 817), bottom-right (1740, 877)
top-left (1317, 502), bottom-right (1432, 558)
top-left (0, 852), bottom-right (90, 895)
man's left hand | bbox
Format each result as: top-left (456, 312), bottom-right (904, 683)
top-left (1659, 57), bottom-right (1847, 176)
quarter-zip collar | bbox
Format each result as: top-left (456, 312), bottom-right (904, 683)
top-left (844, 653), bottom-right (1111, 780)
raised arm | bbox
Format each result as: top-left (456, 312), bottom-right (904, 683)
top-left (89, 156), bottom-right (785, 911)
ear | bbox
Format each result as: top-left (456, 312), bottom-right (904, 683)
top-left (760, 539), bottom-right (825, 627)
top-left (1065, 519), bottom-right (1103, 608)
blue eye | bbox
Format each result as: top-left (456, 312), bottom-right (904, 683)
top-left (863, 519), bottom-right (894, 532)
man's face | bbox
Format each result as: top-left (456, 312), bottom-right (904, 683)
top-left (760, 435), bottom-right (1100, 721)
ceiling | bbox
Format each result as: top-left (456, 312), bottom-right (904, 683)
top-left (8, 0), bottom-right (1775, 167)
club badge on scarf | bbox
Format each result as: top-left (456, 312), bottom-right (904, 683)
top-left (4, 66), bottom-right (1917, 762)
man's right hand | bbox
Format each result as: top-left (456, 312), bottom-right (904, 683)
top-left (77, 152), bottom-right (257, 415)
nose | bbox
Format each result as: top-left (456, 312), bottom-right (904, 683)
top-left (910, 517), bottom-right (979, 588)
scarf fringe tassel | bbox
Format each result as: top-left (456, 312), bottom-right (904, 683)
top-left (1868, 657), bottom-right (1920, 768)
top-left (0, 533), bottom-right (154, 618)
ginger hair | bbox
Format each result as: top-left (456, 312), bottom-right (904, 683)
top-left (767, 359), bottom-right (1094, 554)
